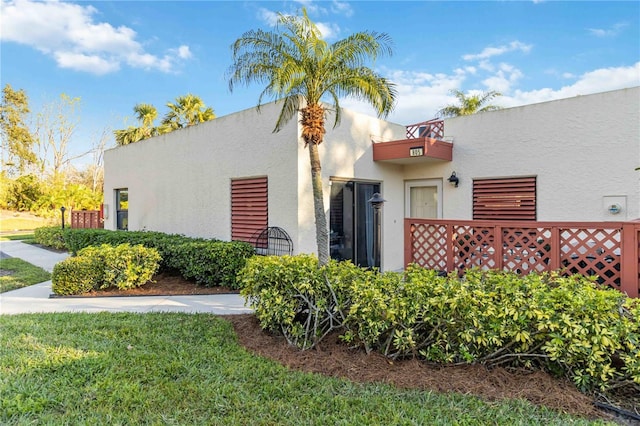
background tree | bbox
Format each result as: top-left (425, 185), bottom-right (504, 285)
top-left (228, 8), bottom-right (396, 265)
top-left (114, 103), bottom-right (162, 145)
top-left (437, 89), bottom-right (502, 118)
top-left (162, 94), bottom-right (215, 130)
top-left (0, 87), bottom-right (103, 217)
top-left (68, 128), bottom-right (108, 193)
top-left (34, 93), bottom-right (89, 182)
top-left (0, 84), bottom-right (38, 175)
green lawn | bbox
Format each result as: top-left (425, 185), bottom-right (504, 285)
top-left (0, 217), bottom-right (48, 232)
top-left (0, 313), bottom-right (607, 425)
top-left (0, 233), bottom-right (35, 243)
top-left (0, 258), bottom-right (50, 293)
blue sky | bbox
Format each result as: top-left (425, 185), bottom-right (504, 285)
top-left (1, 0), bottom-right (639, 165)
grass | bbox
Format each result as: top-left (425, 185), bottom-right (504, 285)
top-left (0, 217), bottom-right (48, 232)
top-left (0, 233), bottom-right (35, 243)
top-left (0, 258), bottom-right (51, 293)
top-left (0, 313), bottom-right (608, 425)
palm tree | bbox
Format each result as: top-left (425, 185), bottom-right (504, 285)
top-left (162, 94), bottom-right (215, 130)
top-left (114, 103), bottom-right (162, 145)
top-left (437, 90), bottom-right (502, 118)
top-left (228, 8), bottom-right (396, 265)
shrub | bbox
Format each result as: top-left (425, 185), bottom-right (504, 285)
top-left (78, 244), bottom-right (161, 290)
top-left (34, 226), bottom-right (67, 250)
top-left (61, 228), bottom-right (252, 287)
top-left (347, 267), bottom-right (639, 392)
top-left (51, 256), bottom-right (103, 295)
top-left (62, 229), bottom-right (218, 270)
top-left (166, 241), bottom-right (255, 288)
top-left (239, 255), bottom-right (369, 349)
top-left (240, 256), bottom-right (640, 394)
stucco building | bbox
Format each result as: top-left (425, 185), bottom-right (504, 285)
top-left (103, 86), bottom-right (640, 274)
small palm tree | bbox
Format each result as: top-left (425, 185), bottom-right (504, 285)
top-left (162, 94), bottom-right (215, 130)
top-left (228, 8), bottom-right (396, 265)
top-left (437, 90), bottom-right (502, 118)
top-left (114, 103), bottom-right (162, 145)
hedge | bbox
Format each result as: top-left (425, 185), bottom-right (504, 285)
top-left (239, 255), bottom-right (640, 394)
top-left (35, 227), bottom-right (255, 289)
top-left (33, 226), bottom-right (66, 250)
top-left (165, 241), bottom-right (257, 289)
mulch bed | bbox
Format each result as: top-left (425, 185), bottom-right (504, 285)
top-left (226, 314), bottom-right (613, 422)
top-left (66, 272), bottom-right (239, 297)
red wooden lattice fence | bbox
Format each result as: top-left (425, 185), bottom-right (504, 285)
top-left (405, 119), bottom-right (445, 140)
top-left (71, 210), bottom-right (103, 229)
top-left (404, 219), bottom-right (640, 298)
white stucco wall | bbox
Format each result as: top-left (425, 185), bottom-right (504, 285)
top-left (104, 101), bottom-right (299, 240)
top-left (403, 86), bottom-right (640, 221)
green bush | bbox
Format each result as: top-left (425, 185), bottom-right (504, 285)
top-left (78, 244), bottom-right (161, 290)
top-left (166, 241), bottom-right (255, 288)
top-left (51, 256), bottom-right (103, 295)
top-left (34, 226), bottom-right (67, 250)
top-left (63, 229), bottom-right (214, 270)
top-left (240, 257), bottom-right (640, 393)
top-left (239, 255), bottom-right (370, 349)
top-left (60, 228), bottom-right (252, 288)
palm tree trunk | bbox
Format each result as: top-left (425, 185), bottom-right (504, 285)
top-left (308, 142), bottom-right (329, 265)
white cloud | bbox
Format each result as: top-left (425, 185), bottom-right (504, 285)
top-left (340, 62), bottom-right (639, 125)
top-left (316, 22), bottom-right (340, 40)
top-left (0, 0), bottom-right (192, 75)
top-left (331, 1), bottom-right (354, 17)
top-left (174, 45), bottom-right (192, 60)
top-left (258, 7), bottom-right (281, 26)
top-left (54, 51), bottom-right (120, 75)
top-left (463, 41), bottom-right (532, 61)
top-left (503, 62), bottom-right (640, 107)
top-left (588, 22), bottom-right (628, 37)
top-left (341, 68), bottom-right (466, 124)
top-left (482, 63), bottom-right (524, 93)
top-left (293, 0), bottom-right (322, 15)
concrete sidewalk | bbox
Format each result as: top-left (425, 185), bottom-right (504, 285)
top-left (0, 240), bottom-right (253, 315)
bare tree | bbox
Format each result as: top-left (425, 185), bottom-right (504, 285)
top-left (34, 94), bottom-right (90, 181)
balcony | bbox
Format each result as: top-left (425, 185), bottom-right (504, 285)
top-left (373, 119), bottom-right (453, 164)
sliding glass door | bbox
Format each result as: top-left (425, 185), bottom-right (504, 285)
top-left (330, 180), bottom-right (381, 268)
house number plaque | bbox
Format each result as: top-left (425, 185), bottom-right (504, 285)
top-left (409, 146), bottom-right (424, 157)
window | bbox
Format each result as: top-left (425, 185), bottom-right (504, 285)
top-left (231, 177), bottom-right (268, 243)
top-left (473, 177), bottom-right (536, 221)
top-left (116, 189), bottom-right (128, 230)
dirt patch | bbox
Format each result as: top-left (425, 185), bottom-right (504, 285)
top-left (0, 269), bottom-right (15, 277)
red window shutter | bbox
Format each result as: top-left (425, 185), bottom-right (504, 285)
top-left (473, 177), bottom-right (536, 220)
top-left (231, 177), bottom-right (268, 242)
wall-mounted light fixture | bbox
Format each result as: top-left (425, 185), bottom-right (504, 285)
top-left (447, 171), bottom-right (459, 187)
top-left (608, 204), bottom-right (622, 215)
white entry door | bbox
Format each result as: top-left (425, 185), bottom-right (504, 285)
top-left (405, 180), bottom-right (442, 218)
